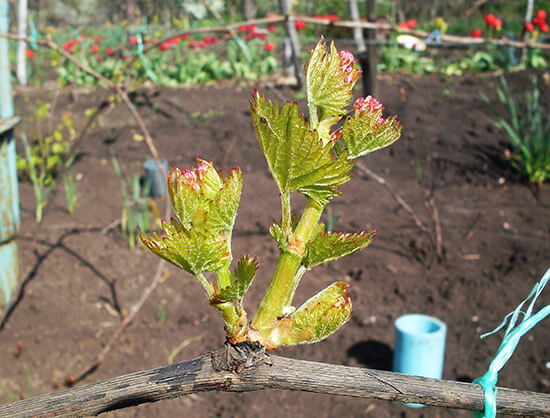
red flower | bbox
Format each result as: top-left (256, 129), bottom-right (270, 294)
top-left (267, 24), bottom-right (277, 32)
top-left (267, 13), bottom-right (277, 18)
top-left (25, 49), bottom-right (34, 59)
top-left (536, 10), bottom-right (547, 21)
top-left (484, 13), bottom-right (496, 26)
top-left (471, 29), bottom-right (482, 38)
top-left (493, 18), bottom-right (502, 30)
top-left (129, 36), bottom-right (137, 45)
top-left (406, 19), bottom-right (417, 29)
top-left (93, 35), bottom-right (100, 42)
top-left (203, 36), bottom-right (213, 43)
top-left (541, 23), bottom-right (549, 32)
top-left (182, 33), bottom-right (190, 40)
top-left (245, 33), bottom-right (255, 41)
top-left (525, 22), bottom-right (535, 32)
top-left (258, 33), bottom-right (268, 40)
top-left (295, 20), bottom-right (306, 30)
top-left (327, 14), bottom-right (339, 20)
top-left (264, 42), bottom-right (275, 51)
top-left (189, 40), bottom-right (197, 47)
top-left (211, 37), bottom-right (220, 44)
top-left (158, 42), bottom-right (171, 51)
top-left (198, 41), bottom-right (206, 48)
top-left (238, 25), bottom-right (247, 32)
top-left (170, 37), bottom-right (180, 45)
top-left (247, 24), bottom-right (256, 31)
top-left (96, 55), bottom-right (104, 62)
top-left (106, 47), bottom-right (114, 55)
top-left (91, 44), bottom-right (100, 53)
top-left (62, 40), bottom-right (77, 50)
top-left (77, 35), bottom-right (85, 42)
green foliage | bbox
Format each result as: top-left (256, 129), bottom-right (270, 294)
top-left (62, 168), bottom-right (77, 215)
top-left (17, 106), bottom-right (76, 187)
top-left (211, 255), bottom-right (258, 304)
top-left (482, 77), bottom-right (550, 184)
top-left (377, 39), bottom-right (436, 74)
top-left (342, 106), bottom-right (402, 159)
top-left (250, 93), bottom-right (353, 207)
top-left (142, 38), bottom-right (402, 348)
top-left (111, 152), bottom-right (153, 250)
top-left (286, 282), bottom-right (352, 345)
top-left (303, 227), bottom-right (375, 268)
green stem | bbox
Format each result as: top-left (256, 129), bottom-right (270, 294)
top-left (214, 301), bottom-right (240, 334)
top-left (216, 265), bottom-right (232, 290)
top-left (196, 272), bottom-right (214, 298)
top-left (252, 199), bottom-right (323, 330)
top-left (281, 192), bottom-right (291, 240)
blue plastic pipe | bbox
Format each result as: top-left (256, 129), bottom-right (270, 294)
top-left (0, 0), bottom-right (20, 309)
top-left (143, 158), bottom-right (169, 197)
top-left (393, 314), bottom-right (447, 407)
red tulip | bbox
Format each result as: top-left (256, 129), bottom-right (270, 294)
top-left (93, 35), bottom-right (100, 42)
top-left (471, 29), bottom-right (482, 38)
top-left (129, 36), bottom-right (137, 45)
top-left (182, 33), bottom-right (190, 40)
top-left (493, 18), bottom-right (502, 30)
top-left (258, 33), bottom-right (268, 40)
top-left (96, 55), bottom-right (104, 62)
top-left (77, 35), bottom-right (85, 42)
top-left (541, 22), bottom-right (549, 32)
top-left (189, 40), bottom-right (197, 47)
top-left (536, 10), bottom-right (547, 21)
top-left (91, 44), bottom-right (100, 53)
top-left (484, 13), bottom-right (496, 26)
top-left (267, 24), bottom-right (276, 32)
top-left (525, 22), bottom-right (535, 32)
top-left (25, 49), bottom-right (34, 58)
top-left (295, 20), bottom-right (306, 30)
top-left (265, 42), bottom-right (275, 51)
top-left (198, 41), bottom-right (206, 48)
top-left (406, 19), bottom-right (417, 29)
top-left (106, 47), bottom-right (114, 55)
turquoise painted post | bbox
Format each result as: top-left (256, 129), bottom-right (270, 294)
top-left (0, 0), bottom-right (20, 309)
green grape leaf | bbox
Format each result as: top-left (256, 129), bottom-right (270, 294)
top-left (279, 282), bottom-right (352, 346)
top-left (269, 215), bottom-right (301, 248)
top-left (251, 92), bottom-right (353, 206)
top-left (303, 228), bottom-right (375, 268)
top-left (305, 38), bottom-right (360, 124)
top-left (206, 167), bottom-right (243, 233)
top-left (140, 218), bottom-right (229, 275)
top-left (168, 161), bottom-right (243, 234)
top-left (167, 166), bottom-right (202, 230)
top-left (342, 110), bottom-right (402, 160)
top-left (212, 255), bottom-right (258, 304)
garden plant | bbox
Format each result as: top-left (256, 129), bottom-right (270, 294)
top-left (482, 76), bottom-right (550, 185)
top-left (140, 37), bottom-right (401, 348)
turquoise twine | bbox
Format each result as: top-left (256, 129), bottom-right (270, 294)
top-left (28, 16), bottom-right (38, 50)
top-left (129, 33), bottom-right (157, 82)
top-left (473, 268), bottom-right (550, 418)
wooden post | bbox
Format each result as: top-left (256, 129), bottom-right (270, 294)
top-left (360, 0), bottom-right (378, 97)
top-left (279, 0), bottom-right (304, 88)
top-left (0, 0), bottom-right (20, 310)
top-left (16, 0), bottom-right (27, 85)
top-left (349, 0), bottom-right (366, 53)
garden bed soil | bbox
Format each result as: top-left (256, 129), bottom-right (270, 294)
top-left (1, 70), bottom-right (549, 417)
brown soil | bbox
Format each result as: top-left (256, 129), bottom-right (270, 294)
top-left (1, 71), bottom-right (549, 417)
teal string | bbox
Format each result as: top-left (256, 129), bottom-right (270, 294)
top-left (29, 16), bottom-right (38, 50)
top-left (473, 268), bottom-right (550, 418)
